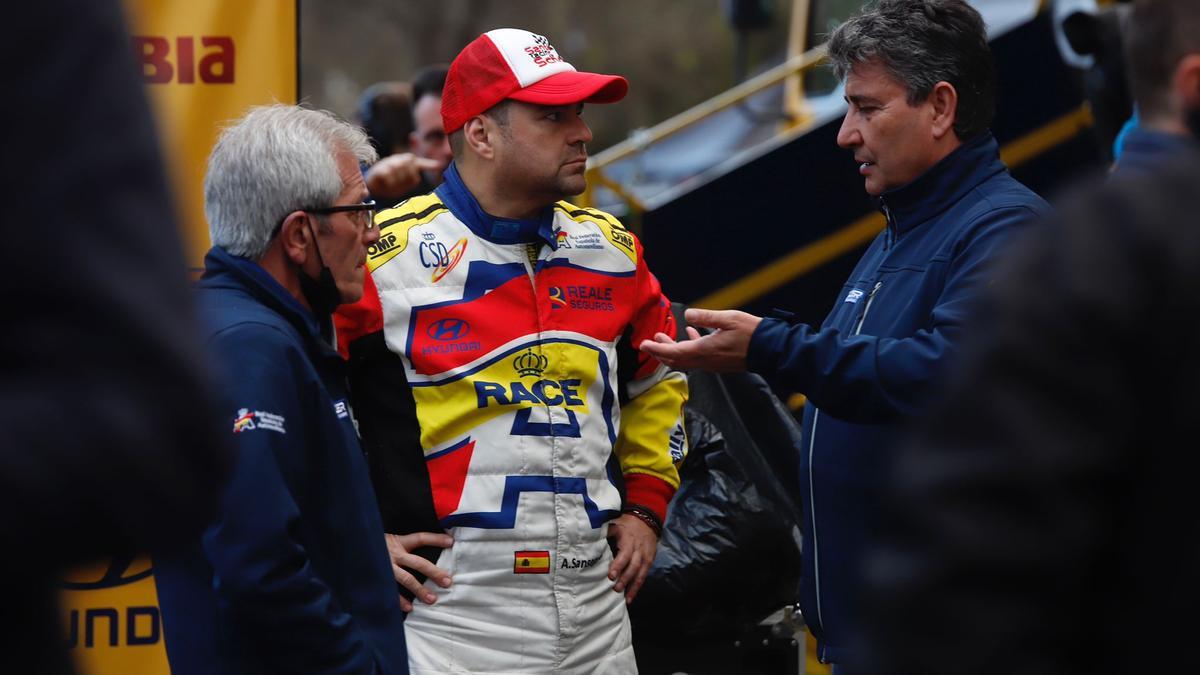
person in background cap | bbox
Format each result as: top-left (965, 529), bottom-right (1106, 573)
top-left (337, 28), bottom-right (688, 674)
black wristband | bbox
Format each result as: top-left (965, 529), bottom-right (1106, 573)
top-left (622, 504), bottom-right (663, 538)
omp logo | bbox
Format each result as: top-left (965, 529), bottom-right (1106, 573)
top-left (513, 349), bottom-right (548, 377)
top-left (609, 227), bottom-right (634, 252)
top-left (368, 232), bottom-right (399, 257)
top-left (133, 36), bottom-right (234, 84)
top-left (431, 238), bottom-right (468, 283)
top-left (427, 318), bottom-right (471, 342)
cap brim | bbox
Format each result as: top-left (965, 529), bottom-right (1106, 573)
top-left (507, 71), bottom-right (628, 106)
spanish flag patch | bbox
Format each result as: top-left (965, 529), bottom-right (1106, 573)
top-left (514, 550), bottom-right (550, 574)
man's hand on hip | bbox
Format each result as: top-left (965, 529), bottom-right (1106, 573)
top-left (385, 531), bottom-right (453, 612)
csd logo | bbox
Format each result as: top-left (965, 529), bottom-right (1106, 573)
top-left (419, 240), bottom-right (451, 268)
top-left (61, 554), bottom-right (153, 590)
top-left (427, 318), bottom-right (471, 342)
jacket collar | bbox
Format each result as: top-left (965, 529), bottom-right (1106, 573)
top-left (200, 245), bottom-right (329, 344)
top-left (877, 132), bottom-right (1005, 236)
top-left (1113, 128), bottom-right (1198, 178)
top-left (435, 161), bottom-right (558, 247)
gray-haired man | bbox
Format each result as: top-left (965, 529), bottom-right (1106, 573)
top-left (640, 1), bottom-right (1048, 669)
top-left (154, 104), bottom-right (447, 675)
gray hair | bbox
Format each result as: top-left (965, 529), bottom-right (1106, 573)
top-left (827, 0), bottom-right (995, 141)
top-left (205, 104), bottom-right (377, 260)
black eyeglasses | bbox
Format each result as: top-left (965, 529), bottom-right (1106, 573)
top-left (271, 200), bottom-right (378, 239)
top-left (305, 200), bottom-right (378, 231)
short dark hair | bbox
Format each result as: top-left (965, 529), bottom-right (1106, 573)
top-left (827, 0), bottom-right (995, 141)
top-left (356, 81), bottom-right (412, 157)
top-left (411, 64), bottom-right (449, 106)
top-left (449, 99), bottom-right (511, 157)
top-left (1126, 0), bottom-right (1200, 120)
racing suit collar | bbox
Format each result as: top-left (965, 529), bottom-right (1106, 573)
top-left (435, 161), bottom-right (558, 248)
top-left (877, 132), bottom-right (1004, 237)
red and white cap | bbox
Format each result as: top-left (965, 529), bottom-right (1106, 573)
top-left (441, 28), bottom-right (628, 134)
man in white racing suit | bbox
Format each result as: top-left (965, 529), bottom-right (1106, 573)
top-left (338, 28), bottom-right (689, 674)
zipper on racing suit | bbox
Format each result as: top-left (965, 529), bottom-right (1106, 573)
top-left (522, 241), bottom-right (575, 664)
top-left (808, 278), bottom-right (882, 642)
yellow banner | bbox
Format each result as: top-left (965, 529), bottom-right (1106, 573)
top-left (124, 0), bottom-right (298, 269)
top-left (63, 3), bottom-right (296, 673)
top-left (63, 556), bottom-right (167, 674)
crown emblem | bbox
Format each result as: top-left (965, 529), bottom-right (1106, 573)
top-left (513, 349), bottom-right (548, 378)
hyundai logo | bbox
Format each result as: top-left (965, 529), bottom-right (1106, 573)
top-left (427, 318), bottom-right (471, 342)
top-left (61, 554), bottom-right (153, 590)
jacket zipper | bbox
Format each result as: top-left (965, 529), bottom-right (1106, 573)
top-left (854, 281), bottom-right (883, 334)
top-left (881, 201), bottom-right (896, 249)
top-left (807, 279), bottom-right (882, 636)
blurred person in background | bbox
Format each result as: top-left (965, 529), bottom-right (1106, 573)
top-left (153, 104), bottom-right (433, 675)
top-left (408, 64), bottom-right (454, 188)
top-left (1, 0), bottom-right (228, 672)
top-left (1111, 0), bottom-right (1200, 175)
top-left (343, 67), bottom-right (455, 363)
top-left (364, 65), bottom-right (452, 208)
top-left (848, 2), bottom-right (1200, 672)
top-left (341, 28), bottom-right (688, 674)
top-left (359, 80), bottom-right (415, 158)
top-left (640, 1), bottom-right (1048, 670)
top-left (851, 128), bottom-right (1200, 675)
top-left (1054, 0), bottom-right (1135, 163)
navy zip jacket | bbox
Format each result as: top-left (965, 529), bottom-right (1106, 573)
top-left (746, 133), bottom-right (1049, 663)
top-left (155, 247), bottom-right (408, 675)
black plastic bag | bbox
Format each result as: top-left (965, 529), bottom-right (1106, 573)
top-left (630, 366), bottom-right (805, 642)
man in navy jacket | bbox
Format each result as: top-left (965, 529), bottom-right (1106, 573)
top-left (640, 0), bottom-right (1049, 668)
top-left (154, 105), bottom-right (438, 674)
